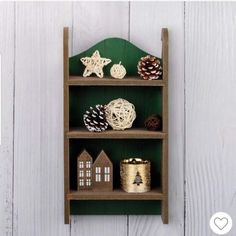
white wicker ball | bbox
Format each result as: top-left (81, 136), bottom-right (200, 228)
top-left (110, 62), bottom-right (126, 79)
top-left (105, 98), bottom-right (136, 130)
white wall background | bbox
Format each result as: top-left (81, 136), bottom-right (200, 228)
top-left (0, 2), bottom-right (235, 236)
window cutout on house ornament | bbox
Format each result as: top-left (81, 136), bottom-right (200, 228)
top-left (104, 167), bottom-right (110, 182)
top-left (95, 167), bottom-right (101, 182)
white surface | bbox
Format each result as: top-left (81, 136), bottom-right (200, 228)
top-left (0, 2), bottom-right (14, 235)
top-left (0, 2), bottom-right (235, 236)
top-left (0, 55), bottom-right (1, 145)
top-left (13, 2), bottom-right (71, 236)
top-left (185, 2), bottom-right (236, 236)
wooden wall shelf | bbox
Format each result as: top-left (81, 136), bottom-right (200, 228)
top-left (64, 27), bottom-right (169, 224)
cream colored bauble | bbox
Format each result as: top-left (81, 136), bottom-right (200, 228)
top-left (110, 62), bottom-right (126, 79)
top-left (105, 98), bottom-right (136, 130)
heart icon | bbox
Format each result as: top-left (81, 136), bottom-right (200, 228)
top-left (214, 217), bottom-right (229, 230)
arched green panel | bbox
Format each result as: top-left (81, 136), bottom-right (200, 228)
top-left (69, 38), bottom-right (161, 76)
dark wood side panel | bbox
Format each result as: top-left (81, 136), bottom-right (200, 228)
top-left (161, 28), bottom-right (169, 224)
top-left (64, 27), bottom-right (70, 224)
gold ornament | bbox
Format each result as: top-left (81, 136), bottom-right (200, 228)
top-left (110, 62), bottom-right (126, 79)
top-left (80, 50), bottom-right (111, 78)
top-left (120, 158), bottom-right (151, 193)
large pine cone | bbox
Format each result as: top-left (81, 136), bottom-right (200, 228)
top-left (83, 105), bottom-right (108, 132)
top-left (137, 55), bottom-right (162, 80)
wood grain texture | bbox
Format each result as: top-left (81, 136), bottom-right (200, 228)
top-left (67, 188), bottom-right (164, 200)
top-left (63, 27), bottom-right (70, 224)
top-left (72, 2), bottom-right (129, 54)
top-left (0, 2), bottom-right (14, 235)
top-left (71, 216), bottom-right (127, 236)
top-left (68, 76), bottom-right (166, 86)
top-left (185, 3), bottom-right (236, 236)
top-left (70, 2), bottom-right (129, 235)
top-left (161, 28), bottom-right (169, 224)
top-left (13, 2), bottom-right (71, 236)
top-left (67, 128), bottom-right (167, 139)
top-left (129, 2), bottom-right (184, 235)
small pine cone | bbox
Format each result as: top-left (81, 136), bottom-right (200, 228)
top-left (83, 105), bottom-right (108, 132)
top-left (137, 55), bottom-right (162, 80)
top-left (144, 114), bottom-right (162, 131)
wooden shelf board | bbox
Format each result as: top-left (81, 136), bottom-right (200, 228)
top-left (67, 128), bottom-right (167, 139)
top-left (67, 188), bottom-right (164, 200)
top-left (68, 76), bottom-right (166, 86)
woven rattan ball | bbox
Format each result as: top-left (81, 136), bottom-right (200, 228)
top-left (105, 98), bottom-right (136, 130)
top-left (110, 62), bottom-right (126, 79)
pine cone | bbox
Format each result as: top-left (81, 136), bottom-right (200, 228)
top-left (144, 114), bottom-right (162, 131)
top-left (83, 105), bottom-right (108, 132)
top-left (137, 55), bottom-right (162, 80)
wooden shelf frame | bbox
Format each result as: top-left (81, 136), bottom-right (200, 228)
top-left (161, 28), bottom-right (169, 224)
top-left (63, 27), bottom-right (70, 224)
top-left (63, 27), bottom-right (169, 224)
